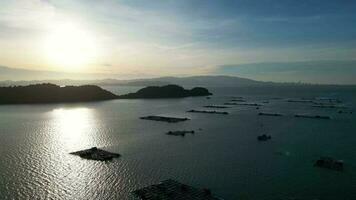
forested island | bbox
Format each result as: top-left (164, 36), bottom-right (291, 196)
top-left (118, 84), bottom-right (212, 99)
top-left (0, 84), bottom-right (212, 104)
top-left (0, 83), bottom-right (118, 104)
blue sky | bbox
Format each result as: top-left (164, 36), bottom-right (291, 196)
top-left (0, 0), bottom-right (355, 83)
top-left (218, 60), bottom-right (356, 84)
top-left (120, 0), bottom-right (356, 46)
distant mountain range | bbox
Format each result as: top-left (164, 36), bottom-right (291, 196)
top-left (0, 65), bottom-right (120, 81)
top-left (0, 76), bottom-right (263, 87)
top-left (0, 65), bottom-right (355, 87)
top-left (121, 76), bottom-right (262, 87)
top-left (0, 65), bottom-right (264, 87)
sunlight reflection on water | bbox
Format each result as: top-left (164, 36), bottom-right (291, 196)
top-left (51, 107), bottom-right (96, 150)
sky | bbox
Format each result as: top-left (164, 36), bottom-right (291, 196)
top-left (0, 0), bottom-right (356, 83)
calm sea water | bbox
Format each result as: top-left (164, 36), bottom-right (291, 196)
top-left (0, 86), bottom-right (356, 200)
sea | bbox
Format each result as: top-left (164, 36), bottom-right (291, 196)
top-left (0, 85), bottom-right (356, 200)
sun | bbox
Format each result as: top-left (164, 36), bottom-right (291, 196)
top-left (44, 23), bottom-right (97, 71)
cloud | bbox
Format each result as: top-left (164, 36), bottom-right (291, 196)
top-left (0, 0), bottom-right (56, 31)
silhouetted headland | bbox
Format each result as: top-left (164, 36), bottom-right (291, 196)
top-left (0, 83), bottom-right (118, 104)
top-left (118, 84), bottom-right (212, 99)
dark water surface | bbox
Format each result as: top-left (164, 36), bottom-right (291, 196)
top-left (0, 86), bottom-right (355, 200)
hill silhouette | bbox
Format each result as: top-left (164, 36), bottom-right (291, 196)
top-left (118, 84), bottom-right (212, 99)
top-left (0, 83), bottom-right (118, 104)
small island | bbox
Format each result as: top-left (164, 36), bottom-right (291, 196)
top-left (0, 83), bottom-right (118, 104)
top-left (118, 84), bottom-right (212, 99)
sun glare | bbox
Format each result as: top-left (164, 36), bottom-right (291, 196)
top-left (44, 23), bottom-right (97, 71)
top-left (51, 108), bottom-right (95, 148)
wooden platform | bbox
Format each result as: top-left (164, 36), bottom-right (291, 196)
top-left (258, 112), bottom-right (283, 117)
top-left (224, 102), bottom-right (262, 106)
top-left (132, 179), bottom-right (223, 200)
top-left (294, 114), bottom-right (331, 119)
top-left (140, 115), bottom-right (190, 123)
top-left (70, 147), bottom-right (120, 161)
top-left (203, 105), bottom-right (231, 109)
top-left (187, 109), bottom-right (228, 115)
top-left (166, 130), bottom-right (195, 137)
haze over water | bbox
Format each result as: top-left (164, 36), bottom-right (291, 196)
top-left (1, 86), bottom-right (355, 200)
